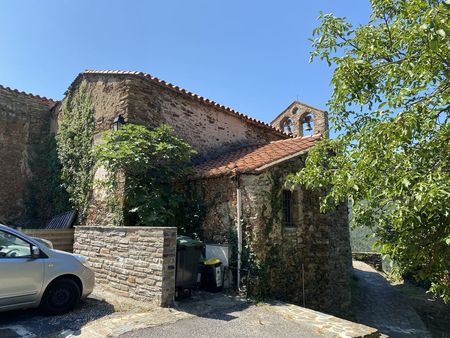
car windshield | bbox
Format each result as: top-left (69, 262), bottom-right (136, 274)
top-left (32, 237), bottom-right (52, 248)
top-left (0, 230), bottom-right (32, 257)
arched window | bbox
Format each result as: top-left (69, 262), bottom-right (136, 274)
top-left (292, 107), bottom-right (299, 115)
top-left (300, 113), bottom-right (314, 136)
top-left (280, 117), bottom-right (294, 134)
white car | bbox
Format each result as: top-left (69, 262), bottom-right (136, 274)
top-left (0, 224), bottom-right (95, 315)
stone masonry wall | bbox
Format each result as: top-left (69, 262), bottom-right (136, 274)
top-left (59, 76), bottom-right (129, 134)
top-left (63, 73), bottom-right (286, 226)
top-left (240, 159), bottom-right (352, 317)
top-left (74, 226), bottom-right (177, 306)
top-left (65, 72), bottom-right (286, 154)
top-left (271, 101), bottom-right (328, 137)
top-left (0, 86), bottom-right (55, 226)
top-left (352, 252), bottom-right (383, 271)
top-left (125, 75), bottom-right (284, 160)
top-left (191, 176), bottom-right (237, 244)
top-left (193, 156), bottom-right (352, 317)
top-left (57, 77), bottom-right (130, 226)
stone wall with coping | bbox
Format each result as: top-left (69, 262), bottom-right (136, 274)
top-left (352, 252), bottom-right (383, 271)
top-left (74, 226), bottom-right (177, 306)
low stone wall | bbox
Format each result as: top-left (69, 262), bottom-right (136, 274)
top-left (269, 301), bottom-right (379, 338)
top-left (352, 252), bottom-right (383, 271)
top-left (74, 226), bottom-right (177, 306)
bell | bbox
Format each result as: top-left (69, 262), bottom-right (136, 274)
top-left (305, 121), bottom-right (312, 131)
top-left (302, 115), bottom-right (313, 132)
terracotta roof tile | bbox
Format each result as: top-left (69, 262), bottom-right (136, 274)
top-left (71, 70), bottom-right (289, 138)
top-left (193, 134), bottom-right (321, 179)
top-left (0, 84), bottom-right (57, 106)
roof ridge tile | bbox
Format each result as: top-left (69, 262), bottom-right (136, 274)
top-left (0, 84), bottom-right (57, 105)
top-left (80, 69), bottom-right (288, 137)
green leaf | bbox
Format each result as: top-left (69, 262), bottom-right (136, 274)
top-left (402, 178), bottom-right (411, 188)
top-left (298, 0), bottom-right (450, 303)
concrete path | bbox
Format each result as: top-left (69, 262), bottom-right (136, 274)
top-left (122, 304), bottom-right (324, 338)
top-left (121, 292), bottom-right (378, 338)
top-left (352, 261), bottom-right (431, 338)
top-left (0, 285), bottom-right (380, 337)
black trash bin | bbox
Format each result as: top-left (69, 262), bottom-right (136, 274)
top-left (175, 236), bottom-right (204, 298)
top-left (201, 258), bottom-right (224, 292)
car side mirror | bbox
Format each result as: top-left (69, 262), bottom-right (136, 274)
top-left (31, 246), bottom-right (41, 259)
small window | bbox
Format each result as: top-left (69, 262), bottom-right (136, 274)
top-left (282, 190), bottom-right (295, 227)
top-left (0, 231), bottom-right (32, 258)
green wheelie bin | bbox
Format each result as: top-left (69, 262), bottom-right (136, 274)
top-left (175, 236), bottom-right (204, 298)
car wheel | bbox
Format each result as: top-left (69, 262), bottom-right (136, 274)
top-left (40, 278), bottom-right (81, 315)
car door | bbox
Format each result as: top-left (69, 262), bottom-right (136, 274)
top-left (0, 229), bottom-right (45, 308)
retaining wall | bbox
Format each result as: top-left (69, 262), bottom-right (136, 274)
top-left (74, 226), bottom-right (177, 306)
top-left (352, 252), bottom-right (383, 271)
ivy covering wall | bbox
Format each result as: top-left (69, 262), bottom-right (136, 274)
top-left (24, 118), bottom-right (71, 227)
top-left (94, 123), bottom-right (197, 227)
top-left (241, 171), bottom-right (284, 300)
top-left (56, 85), bottom-right (95, 223)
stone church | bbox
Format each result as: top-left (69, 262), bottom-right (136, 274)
top-left (0, 70), bottom-right (351, 315)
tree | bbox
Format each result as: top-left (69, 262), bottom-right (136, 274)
top-left (94, 124), bottom-right (196, 227)
top-left (288, 0), bottom-right (450, 301)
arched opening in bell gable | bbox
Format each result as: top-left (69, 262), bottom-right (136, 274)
top-left (280, 117), bottom-right (295, 135)
top-left (300, 113), bottom-right (314, 137)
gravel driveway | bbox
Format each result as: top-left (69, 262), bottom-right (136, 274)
top-left (0, 293), bottom-right (114, 337)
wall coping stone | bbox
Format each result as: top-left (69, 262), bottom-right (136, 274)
top-left (352, 252), bottom-right (383, 272)
top-left (75, 225), bottom-right (177, 231)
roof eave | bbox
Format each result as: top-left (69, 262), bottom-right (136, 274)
top-left (254, 148), bottom-right (311, 172)
top-left (0, 84), bottom-right (57, 106)
top-left (69, 70), bottom-right (290, 138)
top-left (191, 146), bottom-right (313, 181)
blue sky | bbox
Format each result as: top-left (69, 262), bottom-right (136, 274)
top-left (0, 1), bottom-right (371, 125)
